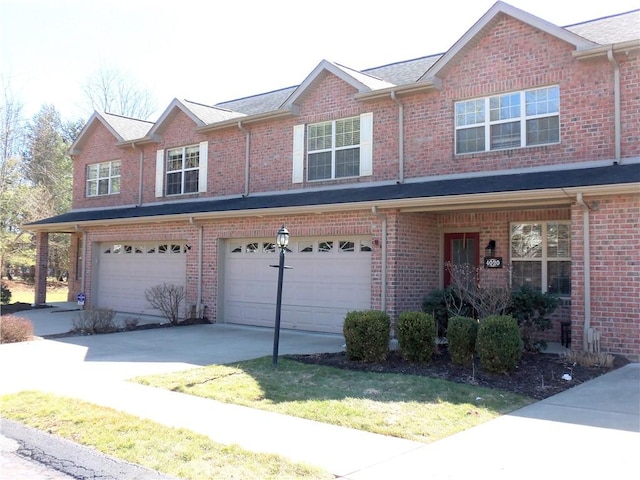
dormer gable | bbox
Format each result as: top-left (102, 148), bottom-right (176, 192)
top-left (69, 111), bottom-right (153, 155)
top-left (282, 59), bottom-right (396, 110)
top-left (420, 1), bottom-right (599, 82)
top-left (148, 98), bottom-right (246, 137)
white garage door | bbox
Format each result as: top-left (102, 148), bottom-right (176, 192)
top-left (223, 236), bottom-right (372, 333)
top-left (96, 241), bottom-right (187, 315)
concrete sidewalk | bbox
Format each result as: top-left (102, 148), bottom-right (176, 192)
top-left (1, 303), bottom-right (639, 479)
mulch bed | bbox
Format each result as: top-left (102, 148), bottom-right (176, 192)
top-left (286, 348), bottom-right (630, 400)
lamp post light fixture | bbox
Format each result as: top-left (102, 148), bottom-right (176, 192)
top-left (272, 225), bottom-right (290, 368)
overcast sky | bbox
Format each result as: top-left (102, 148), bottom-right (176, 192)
top-left (2, 0), bottom-right (638, 122)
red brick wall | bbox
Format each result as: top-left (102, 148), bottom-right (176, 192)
top-left (72, 123), bottom-right (141, 209)
top-left (78, 211), bottom-right (379, 321)
top-left (571, 194), bottom-right (640, 360)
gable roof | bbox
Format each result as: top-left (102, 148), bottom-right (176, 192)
top-left (70, 4), bottom-right (639, 149)
top-left (147, 98), bottom-right (246, 137)
top-left (420, 1), bottom-right (600, 81)
top-left (281, 60), bottom-right (396, 110)
top-left (69, 112), bottom-right (153, 155)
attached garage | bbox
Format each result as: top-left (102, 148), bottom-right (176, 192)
top-left (222, 236), bottom-right (372, 333)
top-left (95, 241), bottom-right (187, 315)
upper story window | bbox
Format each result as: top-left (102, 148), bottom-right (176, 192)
top-left (455, 86), bottom-right (559, 154)
top-left (308, 116), bottom-right (360, 181)
top-left (292, 113), bottom-right (373, 184)
top-left (166, 145), bottom-right (200, 195)
top-left (155, 142), bottom-right (208, 198)
top-left (86, 160), bottom-right (120, 196)
top-left (510, 221), bottom-right (571, 296)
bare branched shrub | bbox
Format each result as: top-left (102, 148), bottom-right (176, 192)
top-left (123, 317), bottom-right (140, 330)
top-left (445, 262), bottom-right (512, 319)
top-left (565, 350), bottom-right (615, 368)
top-left (0, 315), bottom-right (34, 343)
top-left (73, 308), bottom-right (117, 334)
top-left (145, 283), bottom-right (185, 325)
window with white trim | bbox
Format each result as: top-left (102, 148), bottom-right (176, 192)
top-left (455, 86), bottom-right (559, 154)
top-left (292, 113), bottom-right (373, 183)
top-left (308, 116), bottom-right (360, 180)
top-left (86, 160), bottom-right (120, 196)
top-left (510, 221), bottom-right (571, 295)
top-left (166, 145), bottom-right (199, 195)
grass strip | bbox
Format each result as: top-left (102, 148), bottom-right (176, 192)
top-left (1, 390), bottom-right (333, 480)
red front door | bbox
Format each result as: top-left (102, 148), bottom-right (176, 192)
top-left (443, 232), bottom-right (480, 287)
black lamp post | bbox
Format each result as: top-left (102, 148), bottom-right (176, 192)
top-left (272, 225), bottom-right (290, 368)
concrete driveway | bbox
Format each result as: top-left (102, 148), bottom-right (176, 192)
top-left (0, 302), bottom-right (347, 390)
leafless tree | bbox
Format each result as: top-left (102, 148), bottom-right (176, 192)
top-left (81, 66), bottom-right (157, 120)
top-left (445, 262), bottom-right (512, 320)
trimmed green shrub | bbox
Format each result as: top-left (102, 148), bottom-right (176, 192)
top-left (1, 282), bottom-right (11, 305)
top-left (422, 287), bottom-right (473, 337)
top-left (343, 310), bottom-right (390, 362)
top-left (0, 315), bottom-right (34, 343)
top-left (447, 316), bottom-right (478, 367)
top-left (73, 308), bottom-right (117, 334)
top-left (476, 315), bottom-right (523, 373)
top-left (397, 311), bottom-right (436, 363)
top-left (509, 285), bottom-right (560, 352)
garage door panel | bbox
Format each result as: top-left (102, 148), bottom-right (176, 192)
top-left (224, 237), bottom-right (371, 333)
top-left (97, 242), bottom-right (186, 316)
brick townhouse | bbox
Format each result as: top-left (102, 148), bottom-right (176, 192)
top-left (28, 2), bottom-right (640, 359)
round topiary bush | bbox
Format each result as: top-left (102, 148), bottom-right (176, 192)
top-left (397, 311), bottom-right (436, 363)
top-left (447, 316), bottom-right (478, 367)
top-left (343, 310), bottom-right (390, 362)
top-left (476, 315), bottom-right (523, 373)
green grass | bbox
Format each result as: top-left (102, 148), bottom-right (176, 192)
top-left (134, 356), bottom-right (533, 443)
top-left (0, 391), bottom-right (333, 480)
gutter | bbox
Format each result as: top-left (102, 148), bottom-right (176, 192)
top-left (238, 121), bottom-right (251, 197)
top-left (390, 91), bottom-right (404, 184)
top-left (576, 193), bottom-right (591, 351)
top-left (607, 47), bottom-right (622, 163)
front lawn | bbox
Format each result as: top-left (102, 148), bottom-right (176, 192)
top-left (133, 356), bottom-right (532, 443)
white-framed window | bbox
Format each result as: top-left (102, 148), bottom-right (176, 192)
top-left (292, 113), bottom-right (373, 183)
top-left (166, 145), bottom-right (200, 195)
top-left (155, 142), bottom-right (208, 197)
top-left (86, 160), bottom-right (121, 196)
top-left (308, 116), bottom-right (360, 181)
top-left (455, 86), bottom-right (559, 154)
top-left (510, 221), bottom-right (571, 296)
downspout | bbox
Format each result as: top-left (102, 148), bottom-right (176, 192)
top-left (390, 91), bottom-right (404, 184)
top-left (371, 206), bottom-right (387, 312)
top-left (190, 217), bottom-right (204, 316)
top-left (238, 121), bottom-right (250, 197)
top-left (607, 47), bottom-right (622, 163)
top-left (576, 193), bottom-right (591, 351)
top-left (131, 142), bottom-right (144, 206)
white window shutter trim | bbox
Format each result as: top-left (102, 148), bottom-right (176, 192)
top-left (155, 149), bottom-right (164, 197)
top-left (292, 124), bottom-right (305, 183)
top-left (360, 112), bottom-right (373, 176)
top-left (198, 141), bottom-right (208, 193)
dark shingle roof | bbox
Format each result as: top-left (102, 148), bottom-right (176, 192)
top-left (27, 163), bottom-right (639, 227)
top-left (212, 10), bottom-right (638, 118)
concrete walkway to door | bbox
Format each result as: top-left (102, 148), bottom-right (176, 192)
top-left (1, 302), bottom-right (639, 480)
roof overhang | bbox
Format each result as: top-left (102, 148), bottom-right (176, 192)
top-left (23, 180), bottom-right (638, 234)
